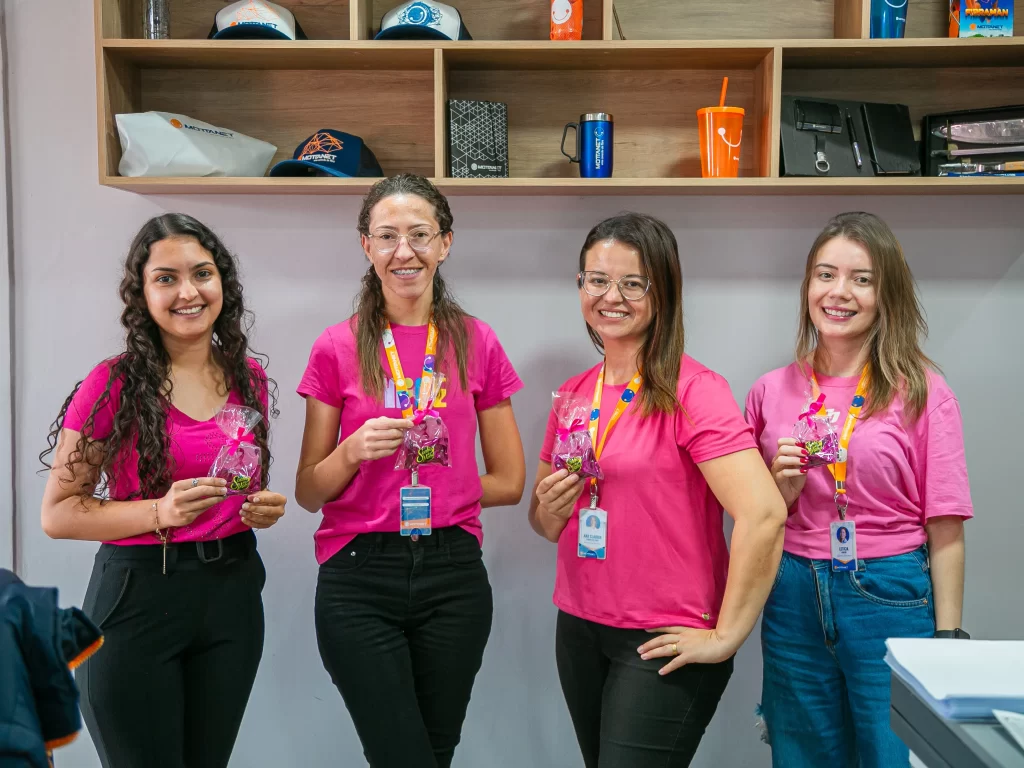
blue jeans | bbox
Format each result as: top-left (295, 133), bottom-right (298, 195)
top-left (760, 547), bottom-right (935, 768)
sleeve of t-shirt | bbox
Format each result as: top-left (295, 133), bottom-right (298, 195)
top-left (677, 371), bottom-right (757, 465)
top-left (919, 395), bottom-right (974, 521)
top-left (474, 324), bottom-right (524, 412)
top-left (62, 361), bottom-right (119, 440)
top-left (538, 408), bottom-right (560, 465)
top-left (296, 328), bottom-right (344, 409)
top-left (743, 380), bottom-right (766, 443)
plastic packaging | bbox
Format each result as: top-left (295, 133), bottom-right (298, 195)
top-left (396, 374), bottom-right (451, 470)
top-left (550, 392), bottom-right (602, 480)
top-left (792, 393), bottom-right (840, 468)
top-left (209, 404), bottom-right (263, 494)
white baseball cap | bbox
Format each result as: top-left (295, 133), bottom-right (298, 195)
top-left (376, 1), bottom-right (472, 40)
top-left (209, 0), bottom-right (307, 40)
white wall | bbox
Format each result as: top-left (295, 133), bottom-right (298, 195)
top-left (0, 0), bottom-right (14, 572)
top-left (7, 1), bottom-right (1024, 766)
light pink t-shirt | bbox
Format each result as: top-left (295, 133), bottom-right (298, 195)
top-left (297, 317), bottom-right (523, 565)
top-left (744, 363), bottom-right (973, 560)
top-left (540, 356), bottom-right (756, 630)
top-left (63, 357), bottom-right (269, 545)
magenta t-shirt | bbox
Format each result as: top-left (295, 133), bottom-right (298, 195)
top-left (744, 362), bottom-right (973, 560)
top-left (297, 317), bottom-right (523, 565)
top-left (62, 357), bottom-right (268, 546)
top-left (540, 356), bottom-right (756, 630)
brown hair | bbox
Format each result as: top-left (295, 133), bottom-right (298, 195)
top-left (353, 174), bottom-right (470, 401)
top-left (578, 212), bottom-right (685, 417)
top-left (796, 211), bottom-right (936, 422)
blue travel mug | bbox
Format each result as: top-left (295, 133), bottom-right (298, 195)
top-left (870, 0), bottom-right (908, 38)
top-left (561, 113), bottom-right (613, 178)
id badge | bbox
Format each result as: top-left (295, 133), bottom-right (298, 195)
top-left (830, 520), bottom-right (857, 572)
top-left (400, 485), bottom-right (432, 537)
top-left (578, 507), bottom-right (608, 560)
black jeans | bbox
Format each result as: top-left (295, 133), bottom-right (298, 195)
top-left (76, 532), bottom-right (265, 768)
top-left (555, 610), bottom-right (734, 768)
top-left (315, 526), bottom-right (493, 768)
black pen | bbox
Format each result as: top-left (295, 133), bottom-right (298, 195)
top-left (846, 109), bottom-right (863, 169)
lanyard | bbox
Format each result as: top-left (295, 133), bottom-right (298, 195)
top-left (382, 321), bottom-right (438, 420)
top-left (588, 365), bottom-right (642, 505)
top-left (810, 366), bottom-right (869, 520)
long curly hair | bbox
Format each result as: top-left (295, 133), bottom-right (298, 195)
top-left (39, 213), bottom-right (277, 500)
top-left (353, 174), bottom-right (471, 401)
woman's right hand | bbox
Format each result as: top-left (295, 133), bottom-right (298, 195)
top-left (156, 478), bottom-right (228, 528)
top-left (342, 416), bottom-right (415, 463)
top-left (535, 469), bottom-right (586, 523)
top-left (771, 437), bottom-right (809, 509)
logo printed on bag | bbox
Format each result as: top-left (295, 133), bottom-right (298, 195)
top-left (169, 118), bottom-right (234, 139)
top-left (297, 132), bottom-right (344, 164)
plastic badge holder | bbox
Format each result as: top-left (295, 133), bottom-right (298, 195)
top-left (792, 393), bottom-right (840, 468)
top-left (209, 404), bottom-right (263, 494)
top-left (396, 373), bottom-right (451, 470)
top-left (551, 392), bottom-right (603, 480)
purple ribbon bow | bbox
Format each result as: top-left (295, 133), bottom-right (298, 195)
top-left (556, 418), bottom-right (587, 442)
top-left (799, 394), bottom-right (827, 426)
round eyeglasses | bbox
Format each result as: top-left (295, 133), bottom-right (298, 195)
top-left (577, 271), bottom-right (651, 301)
top-left (366, 229), bottom-right (442, 255)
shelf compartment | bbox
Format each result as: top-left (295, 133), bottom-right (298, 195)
top-left (781, 37), bottom-right (1024, 68)
top-left (610, 0), bottom-right (839, 41)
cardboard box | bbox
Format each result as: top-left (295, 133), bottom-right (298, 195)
top-left (949, 0), bottom-right (1014, 38)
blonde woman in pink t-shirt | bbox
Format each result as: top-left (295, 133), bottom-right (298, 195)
top-left (745, 212), bottom-right (973, 768)
top-left (295, 174), bottom-right (525, 768)
top-left (39, 213), bottom-right (287, 768)
top-left (529, 212), bottom-right (788, 768)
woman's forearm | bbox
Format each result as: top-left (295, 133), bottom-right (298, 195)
top-left (927, 516), bottom-right (966, 631)
top-left (480, 472), bottom-right (524, 509)
top-left (42, 495), bottom-right (160, 542)
top-left (295, 439), bottom-right (361, 513)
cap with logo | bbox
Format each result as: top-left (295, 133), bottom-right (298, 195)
top-left (269, 130), bottom-right (384, 178)
top-left (208, 0), bottom-right (308, 40)
top-left (375, 1), bottom-right (472, 40)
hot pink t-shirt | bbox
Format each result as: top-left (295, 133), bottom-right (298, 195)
top-left (539, 356), bottom-right (756, 630)
top-left (62, 357), bottom-right (269, 546)
top-left (744, 363), bottom-right (973, 560)
top-left (297, 317), bottom-right (523, 565)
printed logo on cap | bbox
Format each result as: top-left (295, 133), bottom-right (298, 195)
top-left (210, 0), bottom-right (306, 40)
top-left (400, 1), bottom-right (443, 27)
top-left (298, 132), bottom-right (345, 165)
top-left (376, 0), bottom-right (472, 41)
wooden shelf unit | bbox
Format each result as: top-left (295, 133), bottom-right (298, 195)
top-left (95, 0), bottom-right (1024, 195)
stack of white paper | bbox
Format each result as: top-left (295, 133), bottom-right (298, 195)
top-left (885, 639), bottom-right (1024, 721)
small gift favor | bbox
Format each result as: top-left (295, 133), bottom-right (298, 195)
top-left (792, 393), bottom-right (840, 468)
top-left (396, 374), bottom-right (451, 470)
top-left (209, 404), bottom-right (263, 494)
top-left (550, 392), bottom-right (603, 480)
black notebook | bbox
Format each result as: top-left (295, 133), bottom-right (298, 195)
top-left (861, 102), bottom-right (920, 175)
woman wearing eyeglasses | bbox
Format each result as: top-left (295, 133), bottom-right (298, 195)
top-left (295, 174), bottom-right (526, 767)
top-left (529, 212), bottom-right (787, 768)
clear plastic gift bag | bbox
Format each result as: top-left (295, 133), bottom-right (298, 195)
top-left (395, 374), bottom-right (451, 470)
top-left (792, 393), bottom-right (840, 468)
top-left (550, 392), bottom-right (603, 480)
top-left (209, 404), bottom-right (263, 494)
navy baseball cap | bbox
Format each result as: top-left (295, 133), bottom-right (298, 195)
top-left (376, 1), bottom-right (473, 40)
top-left (268, 130), bottom-right (384, 178)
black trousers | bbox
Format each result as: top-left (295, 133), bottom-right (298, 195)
top-left (555, 610), bottom-right (734, 768)
top-left (77, 531), bottom-right (265, 768)
top-left (315, 526), bottom-right (493, 768)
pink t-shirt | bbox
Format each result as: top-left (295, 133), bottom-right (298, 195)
top-left (62, 357), bottom-right (269, 546)
top-left (297, 317), bottom-right (523, 565)
top-left (744, 363), bottom-right (973, 560)
top-left (539, 356), bottom-right (756, 630)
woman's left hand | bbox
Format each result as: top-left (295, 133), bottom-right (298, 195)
top-left (241, 491), bottom-right (287, 530)
top-left (638, 627), bottom-right (737, 675)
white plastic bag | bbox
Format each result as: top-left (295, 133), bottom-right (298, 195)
top-left (115, 111), bottom-right (277, 178)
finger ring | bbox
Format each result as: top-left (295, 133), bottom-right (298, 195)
top-left (671, 643), bottom-right (678, 655)
top-left (192, 478), bottom-right (199, 487)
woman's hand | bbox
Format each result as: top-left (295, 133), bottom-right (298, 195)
top-left (156, 478), bottom-right (228, 528)
top-left (241, 491), bottom-right (287, 530)
top-left (535, 469), bottom-right (586, 523)
top-left (770, 437), bottom-right (809, 509)
top-left (638, 627), bottom-right (739, 675)
top-left (343, 417), bottom-right (415, 463)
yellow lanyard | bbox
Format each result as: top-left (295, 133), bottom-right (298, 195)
top-left (382, 321), bottom-right (438, 420)
top-left (588, 365), bottom-right (642, 503)
top-left (810, 366), bottom-right (869, 519)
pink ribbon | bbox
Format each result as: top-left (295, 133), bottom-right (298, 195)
top-left (556, 418), bottom-right (587, 442)
top-left (227, 426), bottom-right (245, 456)
top-left (412, 408), bottom-right (440, 426)
top-left (799, 394), bottom-right (826, 426)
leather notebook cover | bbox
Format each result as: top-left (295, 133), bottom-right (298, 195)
top-left (861, 102), bottom-right (920, 175)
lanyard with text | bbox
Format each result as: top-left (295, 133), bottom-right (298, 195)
top-left (810, 366), bottom-right (869, 520)
top-left (587, 365), bottom-right (643, 508)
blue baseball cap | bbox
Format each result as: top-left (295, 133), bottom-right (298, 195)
top-left (268, 130), bottom-right (384, 178)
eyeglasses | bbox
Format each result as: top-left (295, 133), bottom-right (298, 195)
top-left (366, 229), bottom-right (442, 255)
top-left (577, 271), bottom-right (651, 301)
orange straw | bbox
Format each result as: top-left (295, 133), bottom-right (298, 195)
top-left (719, 77), bottom-right (729, 108)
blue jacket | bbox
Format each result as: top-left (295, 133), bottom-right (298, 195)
top-left (0, 569), bottom-right (102, 768)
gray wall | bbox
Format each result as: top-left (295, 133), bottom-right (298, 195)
top-left (7, 1), bottom-right (1024, 766)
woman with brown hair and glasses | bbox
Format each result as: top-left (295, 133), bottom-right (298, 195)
top-left (529, 212), bottom-right (787, 768)
top-left (295, 174), bottom-right (525, 767)
top-left (746, 212), bottom-right (972, 767)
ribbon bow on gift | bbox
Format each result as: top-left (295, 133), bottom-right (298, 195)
top-left (556, 418), bottom-right (587, 442)
top-left (412, 407), bottom-right (440, 426)
top-left (227, 426), bottom-right (246, 455)
top-left (799, 394), bottom-right (826, 427)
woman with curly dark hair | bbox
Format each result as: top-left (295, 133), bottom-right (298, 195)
top-left (39, 213), bottom-right (287, 768)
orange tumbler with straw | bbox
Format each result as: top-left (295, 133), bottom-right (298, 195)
top-left (697, 77), bottom-right (745, 178)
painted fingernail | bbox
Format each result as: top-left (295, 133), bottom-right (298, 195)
top-left (800, 467), bottom-right (808, 474)
top-left (800, 457), bottom-right (808, 464)
top-left (242, 504), bottom-right (250, 511)
top-left (801, 449), bottom-right (809, 456)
